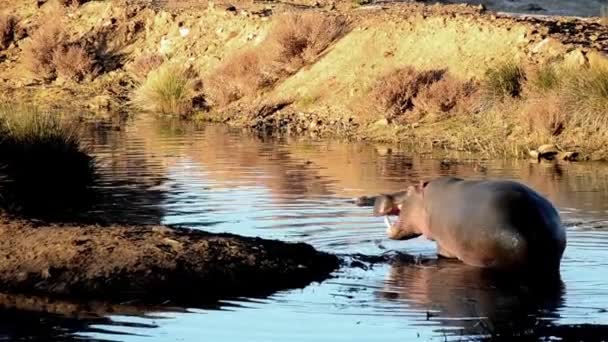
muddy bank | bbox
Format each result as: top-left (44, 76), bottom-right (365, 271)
top-left (0, 217), bottom-right (339, 304)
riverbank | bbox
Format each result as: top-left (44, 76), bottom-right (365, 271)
top-left (0, 216), bottom-right (339, 304)
top-left (1, 0), bottom-right (608, 159)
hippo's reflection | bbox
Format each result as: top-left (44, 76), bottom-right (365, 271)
top-left (377, 256), bottom-right (565, 337)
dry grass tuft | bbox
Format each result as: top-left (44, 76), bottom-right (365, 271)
top-left (414, 76), bottom-right (479, 120)
top-left (482, 62), bottom-right (525, 100)
top-left (207, 12), bottom-right (348, 107)
top-left (0, 15), bottom-right (16, 50)
top-left (269, 12), bottom-right (349, 66)
top-left (526, 63), bottom-right (561, 94)
top-left (370, 67), bottom-right (444, 119)
top-left (52, 44), bottom-right (97, 82)
top-left (22, 20), bottom-right (67, 79)
top-left (207, 49), bottom-right (274, 107)
top-left (131, 53), bottom-right (166, 82)
top-left (132, 64), bottom-right (203, 116)
top-left (520, 92), bottom-right (567, 137)
top-left (562, 65), bottom-right (608, 128)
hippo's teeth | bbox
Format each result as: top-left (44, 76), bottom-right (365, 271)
top-left (384, 215), bottom-right (393, 230)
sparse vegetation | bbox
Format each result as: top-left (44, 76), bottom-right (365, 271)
top-left (133, 63), bottom-right (203, 116)
top-left (562, 65), bottom-right (608, 128)
top-left (268, 12), bottom-right (349, 66)
top-left (413, 76), bottom-right (479, 120)
top-left (527, 63), bottom-right (560, 94)
top-left (0, 106), bottom-right (94, 216)
top-left (131, 53), bottom-right (166, 82)
top-left (370, 67), bottom-right (444, 120)
top-left (520, 92), bottom-right (567, 136)
top-left (0, 15), bottom-right (16, 50)
top-left (22, 20), bottom-right (67, 79)
top-left (52, 44), bottom-right (97, 82)
top-left (207, 12), bottom-right (348, 107)
top-left (482, 62), bottom-right (525, 100)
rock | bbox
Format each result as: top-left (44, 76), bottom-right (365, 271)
top-left (373, 118), bottom-right (389, 127)
top-left (559, 151), bottom-right (579, 161)
top-left (179, 26), bottom-right (190, 38)
top-left (531, 38), bottom-right (567, 58)
top-left (563, 49), bottom-right (588, 67)
top-left (529, 144), bottom-right (559, 161)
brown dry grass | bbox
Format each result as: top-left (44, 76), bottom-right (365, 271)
top-left (52, 44), bottom-right (97, 82)
top-left (131, 53), bottom-right (166, 83)
top-left (519, 92), bottom-right (567, 137)
top-left (207, 49), bottom-right (275, 107)
top-left (413, 76), bottom-right (479, 120)
top-left (268, 12), bottom-right (349, 67)
top-left (22, 20), bottom-right (67, 79)
top-left (370, 67), bottom-right (444, 120)
top-left (207, 12), bottom-right (348, 107)
top-left (0, 14), bottom-right (16, 50)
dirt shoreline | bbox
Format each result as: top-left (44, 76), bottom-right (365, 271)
top-left (0, 217), bottom-right (339, 304)
top-left (1, 0), bottom-right (608, 159)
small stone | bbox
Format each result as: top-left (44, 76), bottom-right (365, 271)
top-left (373, 118), bottom-right (389, 127)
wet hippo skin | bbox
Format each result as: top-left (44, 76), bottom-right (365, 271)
top-left (358, 176), bottom-right (567, 273)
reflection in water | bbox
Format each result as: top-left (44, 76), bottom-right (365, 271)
top-left (378, 257), bottom-right (565, 338)
top-left (4, 115), bottom-right (608, 341)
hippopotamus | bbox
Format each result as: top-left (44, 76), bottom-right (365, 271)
top-left (356, 177), bottom-right (567, 273)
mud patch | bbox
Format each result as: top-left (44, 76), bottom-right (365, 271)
top-left (0, 217), bottom-right (339, 305)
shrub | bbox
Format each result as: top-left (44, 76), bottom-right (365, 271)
top-left (0, 106), bottom-right (95, 217)
top-left (371, 67), bottom-right (444, 118)
top-left (207, 49), bottom-right (274, 107)
top-left (562, 65), bottom-right (608, 128)
top-left (22, 20), bottom-right (66, 79)
top-left (52, 44), bottom-right (97, 82)
top-left (413, 76), bottom-right (478, 120)
top-left (527, 63), bottom-right (561, 94)
top-left (269, 12), bottom-right (348, 66)
top-left (0, 15), bottom-right (16, 50)
top-left (482, 62), bottom-right (525, 100)
top-left (520, 93), bottom-right (567, 136)
top-left (131, 53), bottom-right (166, 82)
top-left (132, 63), bottom-right (202, 115)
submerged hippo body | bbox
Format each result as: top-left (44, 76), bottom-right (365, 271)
top-left (362, 177), bottom-right (567, 272)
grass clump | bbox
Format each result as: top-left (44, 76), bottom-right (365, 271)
top-left (207, 12), bottom-right (348, 107)
top-left (269, 12), bottom-right (349, 66)
top-left (414, 76), bottom-right (478, 120)
top-left (370, 67), bottom-right (444, 120)
top-left (520, 92), bottom-right (567, 137)
top-left (52, 44), bottom-right (97, 82)
top-left (133, 63), bottom-right (203, 116)
top-left (0, 15), bottom-right (16, 50)
top-left (562, 65), bottom-right (608, 127)
top-left (22, 20), bottom-right (67, 79)
top-left (482, 62), bottom-right (525, 100)
top-left (0, 106), bottom-right (95, 217)
top-left (527, 63), bottom-right (561, 94)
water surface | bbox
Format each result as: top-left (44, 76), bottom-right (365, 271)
top-left (4, 115), bottom-right (608, 341)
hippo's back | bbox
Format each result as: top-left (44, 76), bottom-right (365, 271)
top-left (425, 177), bottom-right (566, 271)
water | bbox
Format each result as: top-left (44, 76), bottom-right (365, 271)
top-left (442, 0), bottom-right (607, 17)
top-left (4, 115), bottom-right (608, 341)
